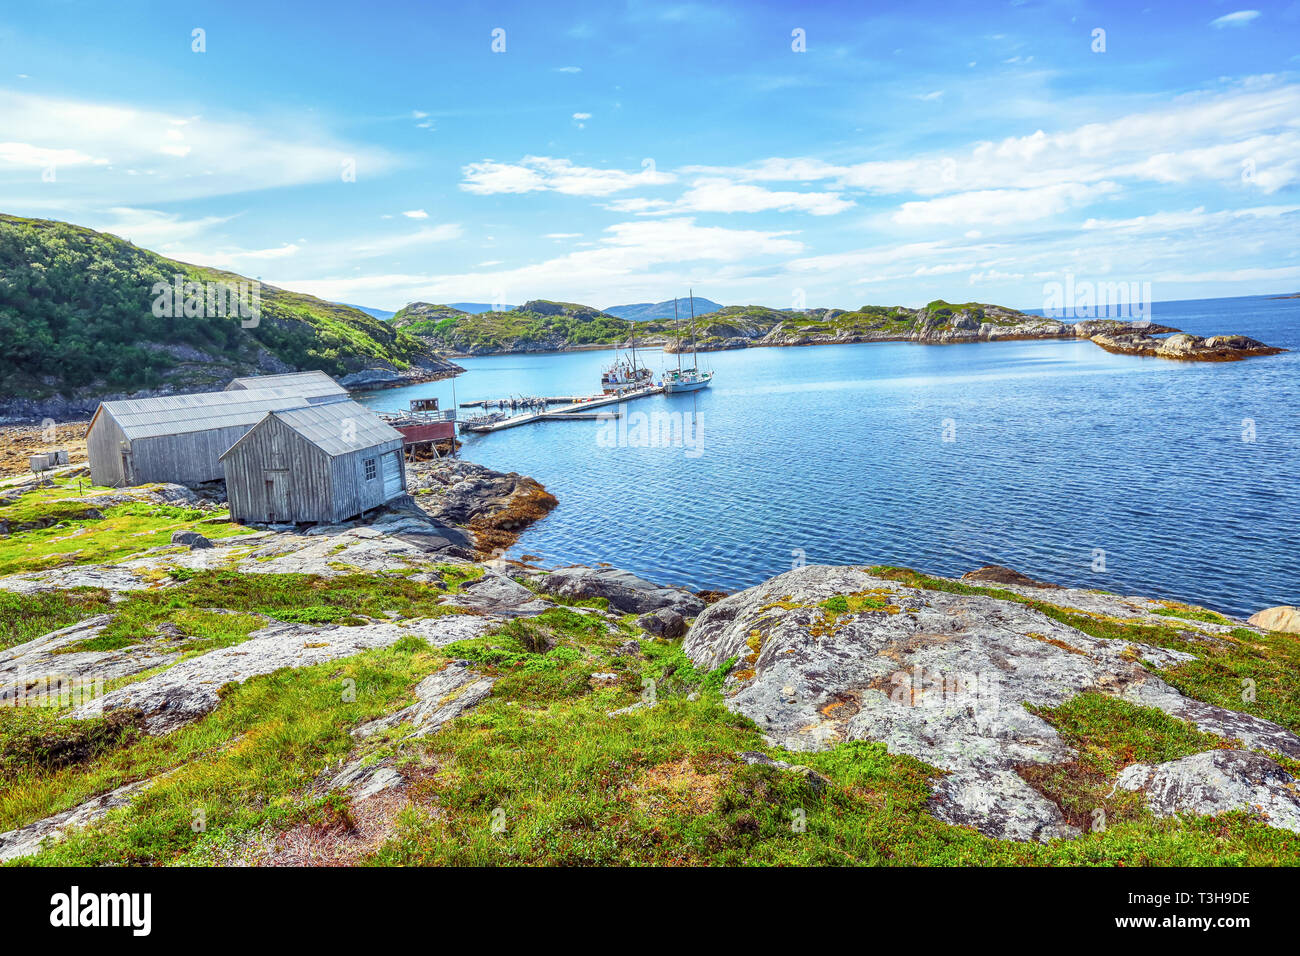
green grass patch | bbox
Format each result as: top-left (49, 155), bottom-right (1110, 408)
top-left (0, 588), bottom-right (112, 650)
top-left (1021, 694), bottom-right (1233, 831)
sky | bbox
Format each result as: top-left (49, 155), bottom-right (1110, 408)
top-left (1, 0), bottom-right (1298, 312)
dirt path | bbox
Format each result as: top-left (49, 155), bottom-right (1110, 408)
top-left (0, 422), bottom-right (89, 478)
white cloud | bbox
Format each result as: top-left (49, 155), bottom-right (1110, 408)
top-left (0, 88), bottom-right (397, 202)
top-left (402, 209), bottom-right (429, 219)
top-left (674, 178), bottom-right (854, 216)
top-left (1211, 10), bottom-right (1261, 28)
top-left (278, 218), bottom-right (802, 308)
top-left (555, 66), bottom-right (582, 73)
top-left (681, 81), bottom-right (1300, 197)
top-left (892, 182), bottom-right (1119, 226)
top-left (460, 155), bottom-right (676, 196)
top-left (572, 112), bottom-right (592, 120)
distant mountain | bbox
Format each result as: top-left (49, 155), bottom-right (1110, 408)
top-left (445, 302), bottom-right (516, 314)
top-left (0, 213), bottom-right (460, 416)
top-left (342, 303), bottom-right (396, 321)
top-left (605, 297), bottom-right (723, 322)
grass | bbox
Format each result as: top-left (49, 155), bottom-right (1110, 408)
top-left (4, 599), bottom-right (1299, 866)
top-left (54, 568), bottom-right (471, 655)
top-left (0, 588), bottom-right (112, 650)
top-left (1021, 694), bottom-right (1234, 831)
top-left (0, 499), bottom-right (252, 577)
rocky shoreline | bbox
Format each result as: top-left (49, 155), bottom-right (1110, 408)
top-left (2, 458), bottom-right (1299, 864)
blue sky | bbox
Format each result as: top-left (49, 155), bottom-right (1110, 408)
top-left (1, 0), bottom-right (1298, 311)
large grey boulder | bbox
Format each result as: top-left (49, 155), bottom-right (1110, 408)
top-left (534, 566), bottom-right (705, 617)
top-left (683, 564), bottom-right (1300, 843)
top-left (171, 530), bottom-right (213, 549)
top-left (1115, 750), bottom-right (1300, 832)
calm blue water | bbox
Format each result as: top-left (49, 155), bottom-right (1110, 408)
top-left (357, 294), bottom-right (1300, 616)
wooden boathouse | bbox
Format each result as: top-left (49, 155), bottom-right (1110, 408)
top-left (86, 388), bottom-right (329, 487)
top-left (224, 370), bottom-right (349, 403)
top-left (219, 400), bottom-right (407, 524)
top-left (85, 373), bottom-right (351, 488)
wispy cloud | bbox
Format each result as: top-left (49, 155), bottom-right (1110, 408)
top-left (460, 156), bottom-right (675, 196)
top-left (1211, 10), bottom-right (1261, 28)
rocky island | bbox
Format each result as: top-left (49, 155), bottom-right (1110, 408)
top-left (1, 459), bottom-right (1298, 865)
top-left (394, 297), bottom-right (1284, 364)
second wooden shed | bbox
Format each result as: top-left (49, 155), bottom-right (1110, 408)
top-left (219, 401), bottom-right (407, 524)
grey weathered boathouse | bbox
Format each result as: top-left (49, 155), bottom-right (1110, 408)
top-left (86, 389), bottom-right (323, 487)
top-left (219, 400), bottom-right (407, 524)
top-left (85, 373), bottom-right (351, 488)
top-left (224, 370), bottom-right (349, 402)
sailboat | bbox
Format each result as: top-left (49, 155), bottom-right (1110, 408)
top-left (600, 318), bottom-right (654, 394)
top-left (663, 291), bottom-right (714, 394)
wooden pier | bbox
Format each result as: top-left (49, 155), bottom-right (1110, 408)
top-left (459, 385), bottom-right (661, 433)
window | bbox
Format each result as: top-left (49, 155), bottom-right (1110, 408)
top-left (364, 457), bottom-right (377, 480)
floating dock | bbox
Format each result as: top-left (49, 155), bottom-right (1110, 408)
top-left (459, 385), bottom-right (662, 433)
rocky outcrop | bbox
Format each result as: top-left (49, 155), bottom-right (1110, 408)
top-left (682, 564), bottom-right (1300, 842)
top-left (961, 565), bottom-right (1061, 589)
top-left (1090, 330), bottom-right (1285, 361)
top-left (406, 459), bottom-right (557, 556)
top-left (66, 615), bottom-right (491, 734)
top-left (353, 660), bottom-right (496, 740)
top-left (1, 615), bottom-right (183, 699)
top-left (532, 566), bottom-right (706, 617)
top-left (1248, 606), bottom-right (1300, 634)
top-left (1115, 750), bottom-right (1300, 832)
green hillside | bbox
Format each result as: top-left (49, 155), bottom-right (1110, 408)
top-left (394, 299), bottom-right (676, 352)
top-left (0, 214), bottom-right (449, 399)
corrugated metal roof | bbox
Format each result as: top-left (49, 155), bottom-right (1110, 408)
top-left (225, 371), bottom-right (348, 400)
top-left (265, 400), bottom-right (403, 457)
top-left (100, 388), bottom-right (321, 440)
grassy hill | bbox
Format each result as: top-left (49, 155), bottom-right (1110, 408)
top-left (0, 214), bottom-right (454, 401)
top-left (393, 299), bottom-right (676, 353)
top-left (391, 296), bottom-right (1042, 354)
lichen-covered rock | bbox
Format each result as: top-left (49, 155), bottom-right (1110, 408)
top-left (682, 564), bottom-right (1300, 842)
top-left (1115, 750), bottom-right (1300, 832)
top-left (0, 615), bottom-right (181, 700)
top-left (353, 660), bottom-right (495, 740)
top-left (534, 566), bottom-right (705, 617)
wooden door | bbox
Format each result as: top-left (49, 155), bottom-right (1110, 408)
top-left (264, 469), bottom-right (289, 522)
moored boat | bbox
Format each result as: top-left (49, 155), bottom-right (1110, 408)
top-left (663, 291), bottom-right (713, 394)
top-left (601, 319), bottom-right (654, 393)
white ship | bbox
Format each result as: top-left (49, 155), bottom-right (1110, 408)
top-left (663, 292), bottom-right (713, 394)
top-left (601, 320), bottom-right (654, 393)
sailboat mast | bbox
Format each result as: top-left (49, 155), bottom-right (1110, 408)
top-left (629, 319), bottom-right (637, 373)
top-left (673, 297), bottom-right (682, 372)
top-left (689, 288), bottom-right (698, 368)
